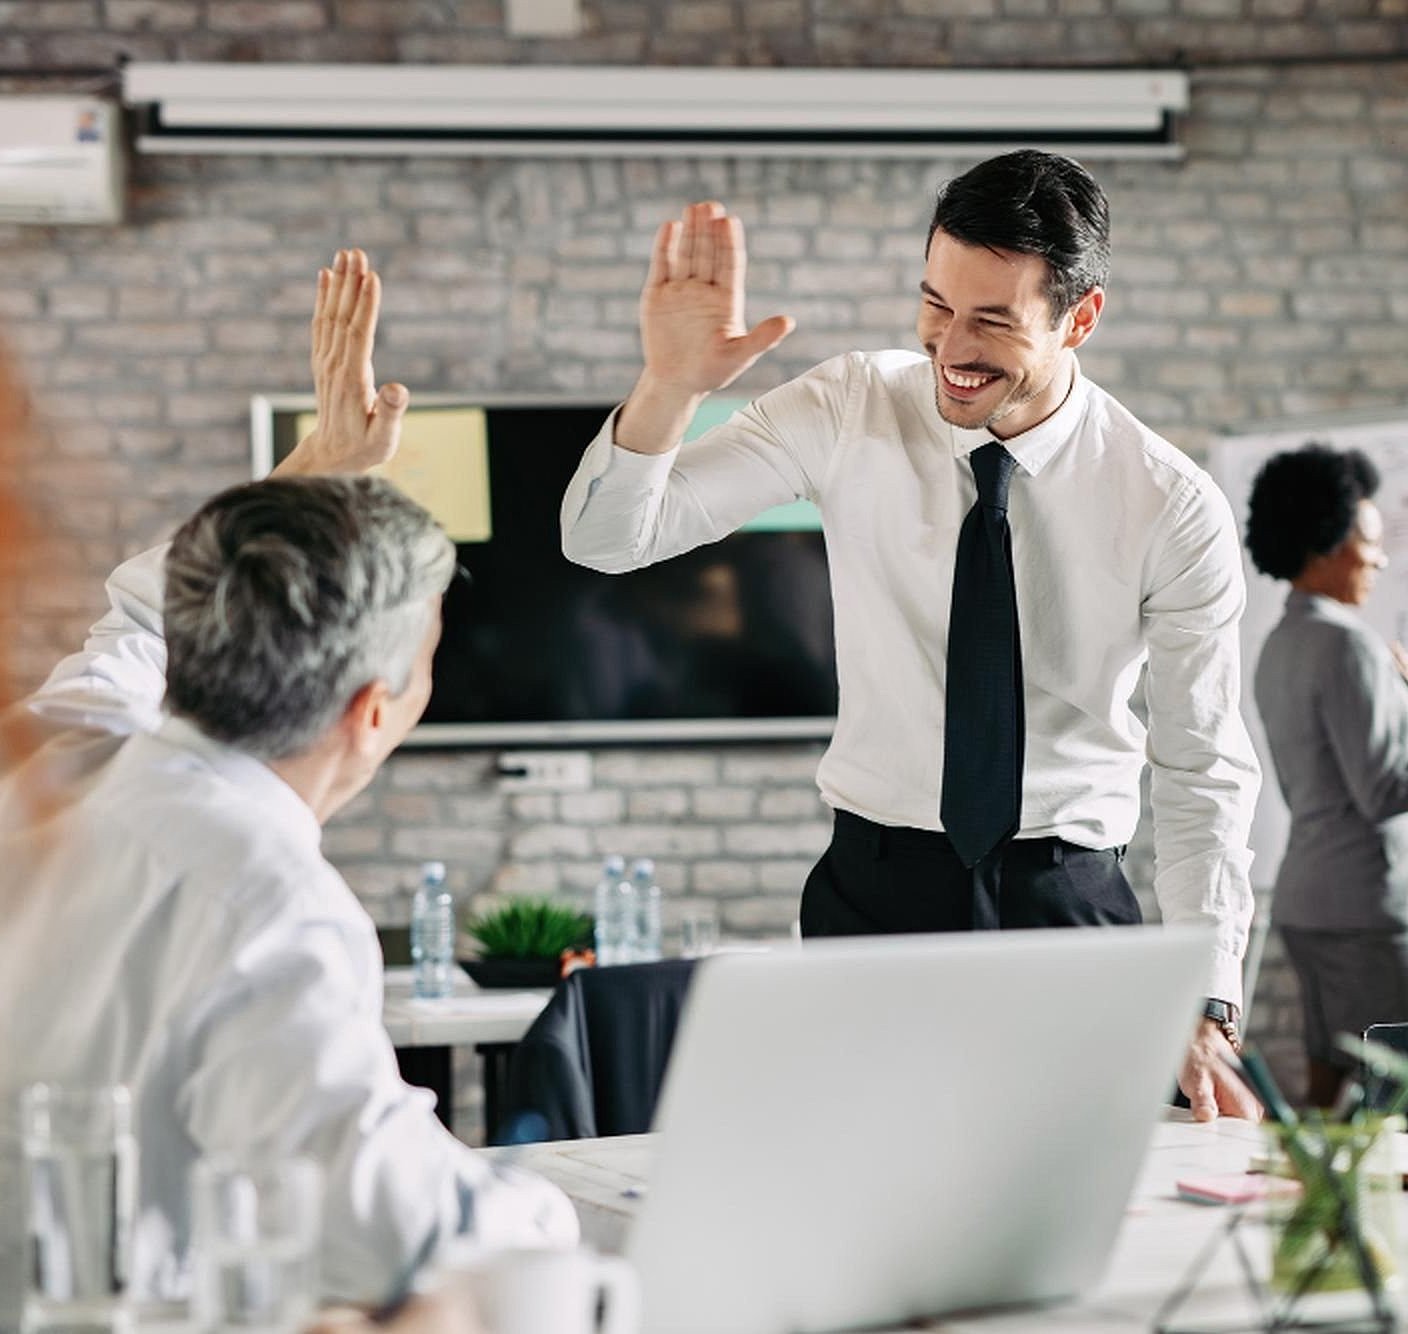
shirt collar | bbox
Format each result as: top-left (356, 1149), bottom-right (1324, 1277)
top-left (150, 715), bottom-right (324, 849)
top-left (946, 357), bottom-right (1090, 478)
top-left (1287, 588), bottom-right (1358, 624)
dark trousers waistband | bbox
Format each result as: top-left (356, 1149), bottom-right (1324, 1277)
top-left (830, 808), bottom-right (1125, 865)
top-left (800, 809), bottom-right (1139, 935)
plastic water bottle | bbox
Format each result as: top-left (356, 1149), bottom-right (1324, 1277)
top-left (593, 854), bottom-right (627, 966)
top-left (410, 860), bottom-right (455, 998)
top-left (631, 857), bottom-right (663, 962)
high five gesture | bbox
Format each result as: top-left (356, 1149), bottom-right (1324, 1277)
top-left (277, 247), bottom-right (410, 478)
top-left (616, 202), bottom-right (793, 454)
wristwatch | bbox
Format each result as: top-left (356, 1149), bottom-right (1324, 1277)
top-left (1203, 998), bottom-right (1242, 1054)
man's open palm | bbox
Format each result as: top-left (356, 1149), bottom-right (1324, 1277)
top-left (640, 201), bottom-right (793, 395)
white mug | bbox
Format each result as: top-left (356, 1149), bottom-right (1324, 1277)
top-left (463, 1247), bottom-right (639, 1334)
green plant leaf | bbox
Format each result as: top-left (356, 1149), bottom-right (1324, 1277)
top-left (463, 897), bottom-right (594, 960)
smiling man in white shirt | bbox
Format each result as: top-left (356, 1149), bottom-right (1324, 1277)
top-left (0, 251), bottom-right (576, 1321)
top-left (561, 149), bottom-right (1262, 1121)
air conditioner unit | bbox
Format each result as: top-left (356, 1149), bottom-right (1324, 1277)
top-left (0, 97), bottom-right (124, 225)
top-left (123, 64), bottom-right (1188, 160)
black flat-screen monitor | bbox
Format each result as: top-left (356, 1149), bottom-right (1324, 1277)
top-left (251, 394), bottom-right (837, 747)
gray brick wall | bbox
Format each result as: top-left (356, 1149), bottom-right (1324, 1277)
top-left (7, 7), bottom-right (1407, 1109)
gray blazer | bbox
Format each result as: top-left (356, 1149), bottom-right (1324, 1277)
top-left (1255, 590), bottom-right (1408, 931)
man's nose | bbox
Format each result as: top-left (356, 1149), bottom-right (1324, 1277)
top-left (929, 323), bottom-right (977, 366)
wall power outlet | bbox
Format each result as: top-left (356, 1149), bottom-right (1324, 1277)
top-left (496, 750), bottom-right (593, 792)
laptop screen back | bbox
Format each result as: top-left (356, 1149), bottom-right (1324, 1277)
top-left (626, 926), bottom-right (1212, 1334)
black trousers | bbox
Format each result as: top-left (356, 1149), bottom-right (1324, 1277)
top-left (800, 809), bottom-right (1141, 936)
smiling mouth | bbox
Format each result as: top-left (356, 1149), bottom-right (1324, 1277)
top-left (940, 366), bottom-right (1003, 396)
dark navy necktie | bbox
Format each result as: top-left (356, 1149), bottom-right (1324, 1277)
top-left (941, 441), bottom-right (1025, 874)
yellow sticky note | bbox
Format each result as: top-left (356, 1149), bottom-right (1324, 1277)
top-left (293, 407), bottom-right (492, 543)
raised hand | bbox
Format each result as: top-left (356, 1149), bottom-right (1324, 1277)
top-left (275, 248), bottom-right (409, 478)
top-left (640, 201), bottom-right (793, 395)
top-left (616, 203), bottom-right (794, 455)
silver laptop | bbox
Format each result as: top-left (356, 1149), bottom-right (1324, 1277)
top-left (625, 926), bottom-right (1212, 1333)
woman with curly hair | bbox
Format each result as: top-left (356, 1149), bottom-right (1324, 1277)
top-left (1248, 443), bottom-right (1408, 1106)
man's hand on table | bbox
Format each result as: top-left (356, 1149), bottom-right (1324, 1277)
top-left (1178, 1018), bottom-right (1263, 1122)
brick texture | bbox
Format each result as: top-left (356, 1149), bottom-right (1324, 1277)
top-left (4, 10), bottom-right (1403, 1113)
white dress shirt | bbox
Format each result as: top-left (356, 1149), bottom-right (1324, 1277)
top-left (0, 546), bottom-right (577, 1323)
top-left (562, 351), bottom-right (1260, 1004)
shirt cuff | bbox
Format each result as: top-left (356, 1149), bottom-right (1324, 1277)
top-left (1206, 951), bottom-right (1244, 1014)
top-left (595, 405), bottom-right (681, 484)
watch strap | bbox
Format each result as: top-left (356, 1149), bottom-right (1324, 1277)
top-left (1203, 998), bottom-right (1242, 1053)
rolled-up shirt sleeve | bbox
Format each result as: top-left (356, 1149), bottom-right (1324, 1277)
top-left (1141, 479), bottom-right (1261, 1007)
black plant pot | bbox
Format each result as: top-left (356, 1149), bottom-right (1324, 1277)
top-left (459, 957), bottom-right (562, 989)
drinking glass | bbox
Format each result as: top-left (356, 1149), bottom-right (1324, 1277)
top-left (680, 906), bottom-right (720, 959)
top-left (1263, 1117), bottom-right (1401, 1326)
top-left (189, 1155), bottom-right (322, 1334)
top-left (20, 1083), bottom-right (137, 1334)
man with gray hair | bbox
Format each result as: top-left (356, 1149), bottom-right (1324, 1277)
top-left (0, 251), bottom-right (576, 1320)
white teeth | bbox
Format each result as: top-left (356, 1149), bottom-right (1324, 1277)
top-left (945, 369), bottom-right (996, 389)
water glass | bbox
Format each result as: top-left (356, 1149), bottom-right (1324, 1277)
top-left (679, 906), bottom-right (720, 959)
top-left (1263, 1117), bottom-right (1401, 1325)
top-left (190, 1155), bottom-right (322, 1334)
top-left (20, 1083), bottom-right (137, 1334)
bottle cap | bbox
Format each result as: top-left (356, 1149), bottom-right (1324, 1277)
top-left (603, 853), bottom-right (626, 874)
top-left (631, 857), bottom-right (656, 879)
top-left (420, 860), bottom-right (446, 884)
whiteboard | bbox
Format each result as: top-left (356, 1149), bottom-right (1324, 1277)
top-left (1207, 414), bottom-right (1408, 889)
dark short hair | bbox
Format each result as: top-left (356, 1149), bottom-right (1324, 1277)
top-left (163, 475), bottom-right (455, 760)
top-left (1245, 444), bottom-right (1380, 581)
top-left (926, 149), bottom-right (1111, 319)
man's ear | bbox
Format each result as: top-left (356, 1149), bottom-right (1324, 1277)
top-left (343, 679), bottom-right (391, 758)
top-left (1063, 287), bottom-right (1104, 350)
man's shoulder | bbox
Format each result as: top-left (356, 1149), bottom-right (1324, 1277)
top-left (1081, 378), bottom-right (1229, 528)
top-left (797, 348), bottom-right (928, 391)
top-left (101, 733), bottom-right (344, 913)
top-left (850, 348), bottom-right (930, 390)
top-left (1083, 379), bottom-right (1203, 483)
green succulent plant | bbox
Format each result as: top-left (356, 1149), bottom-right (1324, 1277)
top-left (463, 898), bottom-right (594, 961)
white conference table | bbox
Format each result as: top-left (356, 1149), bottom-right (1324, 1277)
top-left (382, 966), bottom-right (551, 1047)
top-left (382, 967), bottom-right (552, 1135)
top-left (491, 1112), bottom-right (1408, 1332)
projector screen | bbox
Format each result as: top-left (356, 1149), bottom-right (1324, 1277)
top-left (251, 393), bottom-right (837, 747)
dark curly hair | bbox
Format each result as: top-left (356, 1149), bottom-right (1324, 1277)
top-left (1245, 443), bottom-right (1380, 581)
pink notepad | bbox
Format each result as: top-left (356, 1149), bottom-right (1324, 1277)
top-left (1176, 1172), bottom-right (1303, 1206)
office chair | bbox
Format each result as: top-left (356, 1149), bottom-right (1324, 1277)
top-left (1360, 1022), bottom-right (1408, 1113)
top-left (496, 958), bottom-right (698, 1143)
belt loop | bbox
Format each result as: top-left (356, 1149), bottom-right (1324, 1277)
top-left (873, 825), bottom-right (890, 861)
top-left (1114, 844), bottom-right (1128, 863)
top-left (1052, 842), bottom-right (1064, 866)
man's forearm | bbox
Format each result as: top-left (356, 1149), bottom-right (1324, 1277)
top-left (614, 370), bottom-right (705, 456)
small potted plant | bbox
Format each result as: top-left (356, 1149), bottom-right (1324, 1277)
top-left (460, 898), bottom-right (595, 988)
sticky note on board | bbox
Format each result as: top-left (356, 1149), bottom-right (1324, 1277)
top-left (293, 407), bottom-right (492, 543)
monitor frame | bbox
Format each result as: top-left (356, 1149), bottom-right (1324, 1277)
top-left (250, 391), bottom-right (837, 750)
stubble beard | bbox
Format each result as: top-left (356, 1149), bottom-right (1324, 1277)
top-left (929, 361), bottom-right (1059, 433)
